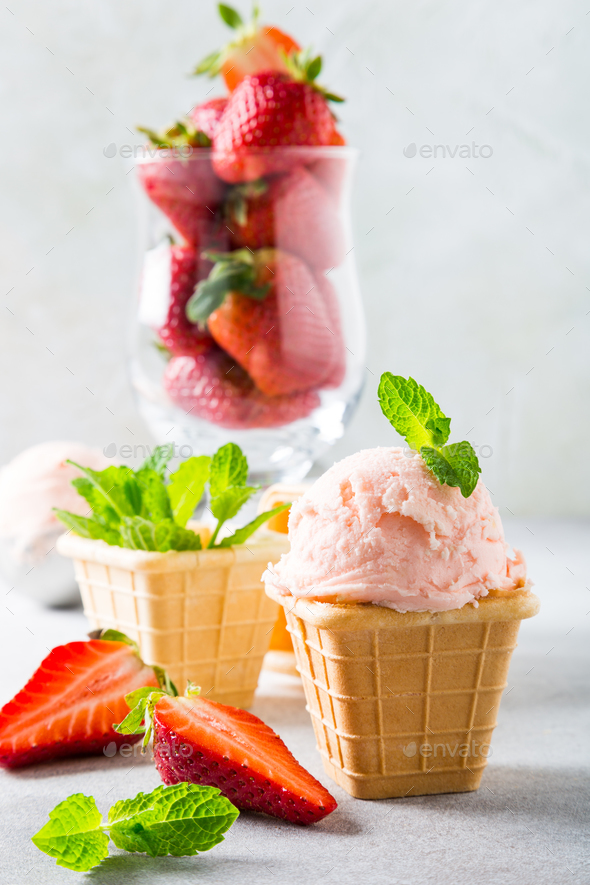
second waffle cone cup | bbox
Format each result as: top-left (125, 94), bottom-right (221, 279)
top-left (266, 584), bottom-right (539, 799)
top-left (58, 525), bottom-right (289, 708)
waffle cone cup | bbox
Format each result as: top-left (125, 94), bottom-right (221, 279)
top-left (57, 526), bottom-right (288, 708)
top-left (266, 584), bottom-right (540, 799)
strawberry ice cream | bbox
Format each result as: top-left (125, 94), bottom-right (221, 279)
top-left (0, 441), bottom-right (110, 606)
top-left (264, 447), bottom-right (526, 613)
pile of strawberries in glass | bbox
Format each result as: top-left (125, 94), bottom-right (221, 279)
top-left (137, 4), bottom-right (349, 430)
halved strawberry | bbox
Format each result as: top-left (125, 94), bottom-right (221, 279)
top-left (212, 67), bottom-right (344, 183)
top-left (187, 248), bottom-right (342, 396)
top-left (227, 165), bottom-right (345, 270)
top-left (138, 242), bottom-right (214, 357)
top-left (194, 4), bottom-right (300, 93)
top-left (117, 688), bottom-right (337, 826)
top-left (0, 633), bottom-right (160, 768)
top-left (163, 347), bottom-right (320, 429)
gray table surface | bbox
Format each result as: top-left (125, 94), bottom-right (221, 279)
top-left (1, 518), bottom-right (589, 885)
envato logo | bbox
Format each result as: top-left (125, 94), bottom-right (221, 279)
top-left (403, 142), bottom-right (493, 159)
top-left (402, 740), bottom-right (492, 759)
top-left (103, 442), bottom-right (195, 460)
top-left (103, 741), bottom-right (146, 759)
top-left (103, 143), bottom-right (195, 159)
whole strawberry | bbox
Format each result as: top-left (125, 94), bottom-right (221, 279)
top-left (227, 165), bottom-right (345, 270)
top-left (116, 686), bottom-right (337, 826)
top-left (136, 117), bottom-right (228, 246)
top-left (194, 3), bottom-right (300, 93)
top-left (163, 347), bottom-right (320, 429)
top-left (139, 242), bottom-right (214, 357)
top-left (188, 97), bottom-right (228, 140)
top-left (187, 248), bottom-right (342, 396)
top-left (212, 61), bottom-right (344, 183)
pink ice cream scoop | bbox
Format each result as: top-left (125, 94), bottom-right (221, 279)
top-left (264, 446), bottom-right (526, 613)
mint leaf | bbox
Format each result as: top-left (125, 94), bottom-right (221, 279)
top-left (210, 486), bottom-right (257, 524)
top-left (54, 510), bottom-right (122, 546)
top-left (31, 794), bottom-right (109, 872)
top-left (209, 443), bottom-right (248, 497)
top-left (67, 463), bottom-right (140, 520)
top-left (136, 468), bottom-right (174, 522)
top-left (217, 503), bottom-right (290, 548)
top-left (168, 456), bottom-right (211, 527)
top-left (421, 441), bottom-right (481, 498)
top-left (378, 373), bottom-right (451, 450)
top-left (32, 785), bottom-right (239, 872)
top-left (108, 784), bottom-right (239, 857)
top-left (154, 519), bottom-right (202, 552)
top-left (119, 516), bottom-right (157, 551)
top-left (141, 444), bottom-right (174, 477)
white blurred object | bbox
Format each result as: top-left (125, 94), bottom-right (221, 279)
top-left (0, 441), bottom-right (110, 606)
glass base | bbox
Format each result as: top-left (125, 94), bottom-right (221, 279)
top-left (134, 378), bottom-right (364, 486)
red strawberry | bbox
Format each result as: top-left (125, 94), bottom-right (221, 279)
top-left (316, 273), bottom-right (346, 388)
top-left (188, 249), bottom-right (339, 397)
top-left (212, 70), bottom-right (343, 183)
top-left (163, 347), bottom-right (319, 429)
top-left (139, 242), bottom-right (214, 357)
top-left (137, 154), bottom-right (227, 247)
top-left (149, 693), bottom-right (337, 825)
top-left (0, 636), bottom-right (159, 768)
top-left (227, 166), bottom-right (345, 270)
top-left (194, 4), bottom-right (300, 93)
top-left (188, 97), bottom-right (228, 140)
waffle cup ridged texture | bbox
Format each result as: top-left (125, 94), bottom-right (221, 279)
top-left (58, 529), bottom-right (289, 708)
top-left (266, 585), bottom-right (539, 798)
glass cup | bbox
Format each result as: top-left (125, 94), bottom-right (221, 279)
top-left (131, 146), bottom-right (365, 484)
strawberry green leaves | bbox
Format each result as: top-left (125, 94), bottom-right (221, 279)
top-left (32, 785), bottom-right (239, 872)
top-left (186, 250), bottom-right (270, 323)
top-left (378, 373), bottom-right (481, 498)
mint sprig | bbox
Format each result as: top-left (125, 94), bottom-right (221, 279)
top-left (32, 784), bottom-right (239, 872)
top-left (55, 442), bottom-right (288, 551)
top-left (378, 373), bottom-right (481, 497)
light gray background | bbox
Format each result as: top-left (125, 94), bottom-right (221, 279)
top-left (1, 0), bottom-right (589, 515)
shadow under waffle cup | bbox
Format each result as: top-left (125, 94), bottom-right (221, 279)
top-left (266, 585), bottom-right (539, 799)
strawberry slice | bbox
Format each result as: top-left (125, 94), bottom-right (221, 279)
top-left (119, 691), bottom-right (337, 825)
top-left (194, 4), bottom-right (300, 93)
top-left (227, 166), bottom-right (346, 271)
top-left (0, 635), bottom-right (160, 768)
top-left (163, 347), bottom-right (320, 429)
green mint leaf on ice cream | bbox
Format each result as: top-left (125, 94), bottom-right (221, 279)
top-left (32, 784), bottom-right (239, 872)
top-left (378, 373), bottom-right (481, 497)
